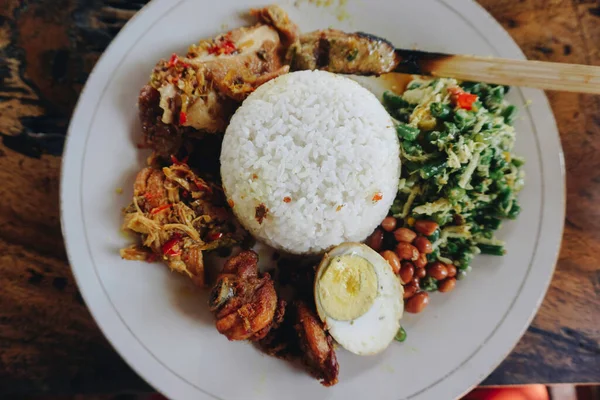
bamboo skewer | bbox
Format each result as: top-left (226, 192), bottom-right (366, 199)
top-left (393, 49), bottom-right (600, 94)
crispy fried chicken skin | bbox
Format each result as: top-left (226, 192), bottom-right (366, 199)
top-left (120, 163), bottom-right (245, 286)
top-left (209, 250), bottom-right (284, 341)
top-left (138, 5), bottom-right (298, 154)
top-left (295, 301), bottom-right (339, 386)
top-left (288, 29), bottom-right (399, 75)
top-left (259, 300), bottom-right (339, 387)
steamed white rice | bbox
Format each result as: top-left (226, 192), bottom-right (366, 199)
top-left (220, 70), bottom-right (400, 254)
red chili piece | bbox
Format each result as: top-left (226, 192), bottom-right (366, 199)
top-left (179, 111), bottom-right (187, 125)
top-left (167, 53), bottom-right (178, 68)
top-left (162, 234), bottom-right (182, 257)
top-left (208, 37), bottom-right (237, 55)
top-left (448, 87), bottom-right (478, 110)
top-left (150, 204), bottom-right (171, 215)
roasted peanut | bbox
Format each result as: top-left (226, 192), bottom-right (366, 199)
top-left (399, 261), bottom-right (414, 284)
top-left (415, 267), bottom-right (427, 279)
top-left (405, 292), bottom-right (429, 313)
top-left (427, 261), bottom-right (448, 280)
top-left (393, 227), bottom-right (417, 243)
top-left (414, 220), bottom-right (439, 236)
top-left (381, 216), bottom-right (397, 232)
top-left (381, 250), bottom-right (401, 274)
top-left (438, 277), bottom-right (456, 293)
top-left (446, 264), bottom-right (457, 278)
top-left (403, 282), bottom-right (419, 299)
top-left (395, 242), bottom-right (419, 261)
top-left (414, 236), bottom-right (433, 254)
top-left (366, 229), bottom-right (384, 252)
top-left (414, 252), bottom-right (428, 269)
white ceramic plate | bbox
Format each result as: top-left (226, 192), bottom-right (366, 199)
top-left (60, 1), bottom-right (565, 399)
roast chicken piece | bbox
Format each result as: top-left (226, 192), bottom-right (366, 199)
top-left (138, 5), bottom-right (298, 154)
top-left (120, 163), bottom-right (245, 286)
top-left (209, 250), bottom-right (285, 341)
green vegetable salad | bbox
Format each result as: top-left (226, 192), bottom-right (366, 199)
top-left (384, 78), bottom-right (525, 282)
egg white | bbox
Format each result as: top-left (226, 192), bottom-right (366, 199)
top-left (314, 242), bottom-right (404, 355)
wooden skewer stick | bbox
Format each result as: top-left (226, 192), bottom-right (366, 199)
top-left (393, 49), bottom-right (600, 94)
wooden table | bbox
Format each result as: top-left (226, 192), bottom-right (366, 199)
top-left (1, 0), bottom-right (599, 395)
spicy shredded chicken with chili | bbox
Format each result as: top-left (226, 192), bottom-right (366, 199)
top-left (120, 161), bottom-right (246, 286)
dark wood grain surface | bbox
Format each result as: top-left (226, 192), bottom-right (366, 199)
top-left (0, 0), bottom-right (599, 396)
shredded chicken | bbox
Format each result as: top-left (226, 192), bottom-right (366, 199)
top-left (120, 163), bottom-right (246, 286)
top-left (209, 250), bottom-right (284, 341)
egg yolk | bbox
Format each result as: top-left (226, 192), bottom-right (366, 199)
top-left (317, 254), bottom-right (378, 321)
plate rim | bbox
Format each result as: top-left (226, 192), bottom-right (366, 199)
top-left (60, 1), bottom-right (566, 399)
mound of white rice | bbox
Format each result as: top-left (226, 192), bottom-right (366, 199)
top-left (220, 70), bottom-right (400, 254)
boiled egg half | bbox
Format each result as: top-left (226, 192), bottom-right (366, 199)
top-left (314, 242), bottom-right (404, 355)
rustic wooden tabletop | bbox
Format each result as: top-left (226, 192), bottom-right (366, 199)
top-left (1, 0), bottom-right (599, 396)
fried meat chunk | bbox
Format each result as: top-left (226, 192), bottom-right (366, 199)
top-left (209, 250), bottom-right (285, 341)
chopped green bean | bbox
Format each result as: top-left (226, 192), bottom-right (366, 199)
top-left (427, 229), bottom-right (440, 242)
top-left (461, 82), bottom-right (482, 95)
top-left (420, 276), bottom-right (438, 292)
top-left (419, 159), bottom-right (447, 179)
top-left (427, 249), bottom-right (440, 262)
top-left (383, 91), bottom-right (409, 109)
top-left (511, 157), bottom-right (525, 168)
top-left (483, 85), bottom-right (505, 111)
top-left (454, 109), bottom-right (476, 130)
top-left (396, 123), bottom-right (420, 141)
top-left (456, 252), bottom-right (473, 270)
top-left (507, 203), bottom-right (521, 219)
top-left (502, 105), bottom-right (518, 125)
top-left (443, 122), bottom-right (460, 136)
top-left (430, 102), bottom-right (452, 119)
top-left (402, 141), bottom-right (424, 157)
top-left (394, 326), bottom-right (407, 342)
top-left (448, 187), bottom-right (466, 204)
top-left (477, 243), bottom-right (506, 256)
